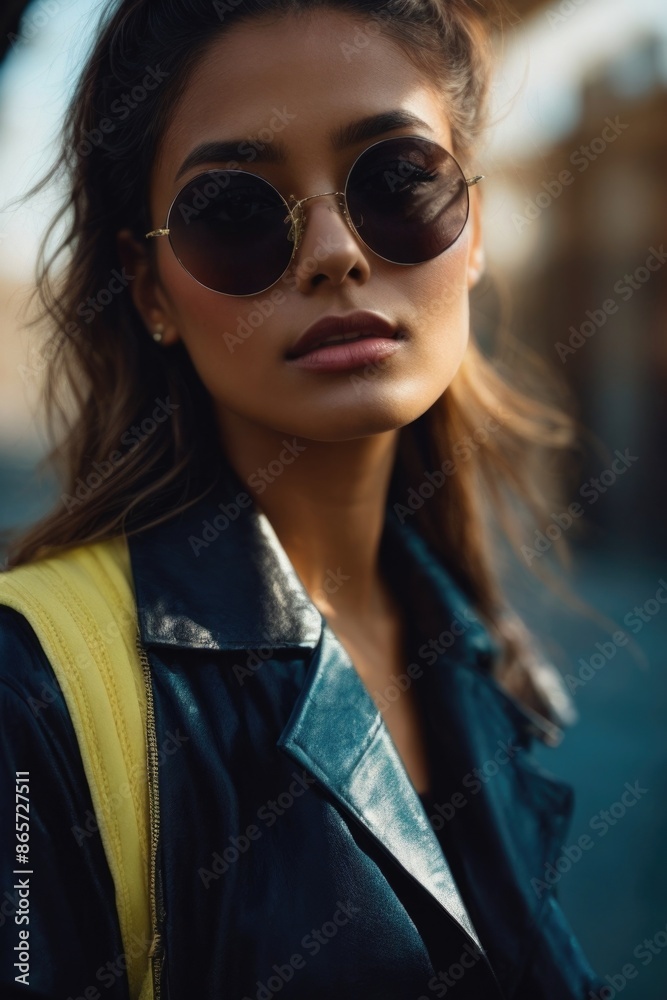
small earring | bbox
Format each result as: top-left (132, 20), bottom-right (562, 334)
top-left (151, 324), bottom-right (164, 343)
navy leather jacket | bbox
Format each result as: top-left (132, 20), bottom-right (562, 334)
top-left (0, 460), bottom-right (605, 999)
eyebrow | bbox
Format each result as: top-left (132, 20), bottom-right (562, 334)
top-left (174, 109), bottom-right (435, 182)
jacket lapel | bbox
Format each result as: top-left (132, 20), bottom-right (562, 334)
top-left (276, 621), bottom-right (485, 954)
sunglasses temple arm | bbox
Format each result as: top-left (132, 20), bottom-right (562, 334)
top-left (465, 175), bottom-right (485, 187)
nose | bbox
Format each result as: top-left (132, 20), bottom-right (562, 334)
top-left (285, 191), bottom-right (349, 249)
top-left (284, 190), bottom-right (371, 290)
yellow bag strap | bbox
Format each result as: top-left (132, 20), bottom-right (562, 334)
top-left (0, 536), bottom-right (153, 1000)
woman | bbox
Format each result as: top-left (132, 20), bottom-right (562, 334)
top-left (0, 1), bottom-right (606, 997)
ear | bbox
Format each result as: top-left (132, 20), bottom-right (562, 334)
top-left (466, 183), bottom-right (485, 290)
top-left (116, 229), bottom-right (181, 346)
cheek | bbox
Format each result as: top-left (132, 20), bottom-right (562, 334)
top-left (403, 232), bottom-right (471, 369)
top-left (161, 250), bottom-right (280, 389)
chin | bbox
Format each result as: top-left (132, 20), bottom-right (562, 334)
top-left (273, 393), bottom-right (443, 443)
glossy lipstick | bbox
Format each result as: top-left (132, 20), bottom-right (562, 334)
top-left (285, 310), bottom-right (404, 372)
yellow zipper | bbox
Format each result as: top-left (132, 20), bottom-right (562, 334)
top-left (135, 629), bottom-right (165, 1000)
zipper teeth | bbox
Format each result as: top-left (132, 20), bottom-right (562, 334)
top-left (135, 630), bottom-right (164, 1000)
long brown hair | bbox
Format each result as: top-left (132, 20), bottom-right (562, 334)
top-left (2, 0), bottom-right (577, 726)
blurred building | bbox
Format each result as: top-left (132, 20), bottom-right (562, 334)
top-left (480, 8), bottom-right (667, 553)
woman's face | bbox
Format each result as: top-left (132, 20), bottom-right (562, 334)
top-left (123, 9), bottom-right (484, 443)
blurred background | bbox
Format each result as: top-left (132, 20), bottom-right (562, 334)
top-left (0, 0), bottom-right (665, 995)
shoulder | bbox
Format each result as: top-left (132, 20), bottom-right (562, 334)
top-left (0, 604), bottom-right (62, 708)
top-left (0, 533), bottom-right (135, 716)
top-left (0, 533), bottom-right (136, 663)
top-left (0, 534), bottom-right (133, 604)
top-left (0, 608), bottom-right (90, 772)
top-left (0, 604), bottom-right (98, 860)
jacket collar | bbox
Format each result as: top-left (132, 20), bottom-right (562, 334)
top-left (129, 461), bottom-right (323, 652)
top-left (128, 458), bottom-right (498, 664)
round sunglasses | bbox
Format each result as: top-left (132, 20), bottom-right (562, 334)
top-left (145, 135), bottom-right (484, 297)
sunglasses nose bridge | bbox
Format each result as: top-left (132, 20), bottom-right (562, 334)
top-left (285, 190), bottom-right (351, 251)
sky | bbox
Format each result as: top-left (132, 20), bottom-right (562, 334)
top-left (0, 0), bottom-right (665, 282)
top-left (487, 0), bottom-right (667, 162)
top-left (0, 0), bottom-right (104, 280)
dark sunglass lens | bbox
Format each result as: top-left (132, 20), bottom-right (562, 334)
top-left (346, 137), bottom-right (469, 264)
top-left (167, 170), bottom-right (292, 295)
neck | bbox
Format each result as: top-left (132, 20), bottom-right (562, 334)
top-left (217, 410), bottom-right (400, 620)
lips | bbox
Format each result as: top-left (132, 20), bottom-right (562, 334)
top-left (285, 310), bottom-right (400, 359)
